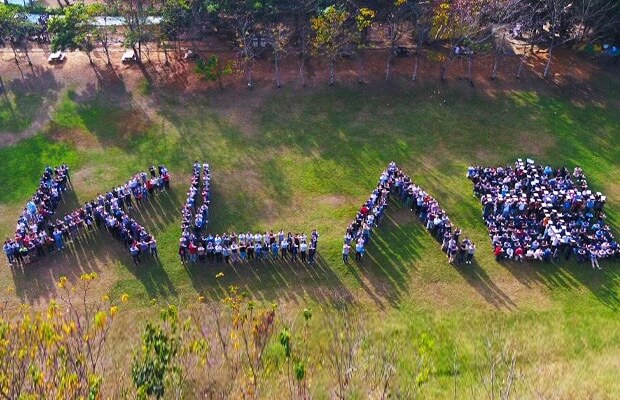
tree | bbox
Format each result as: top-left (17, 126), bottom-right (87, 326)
top-left (111, 0), bottom-right (156, 62)
top-left (205, 0), bottom-right (270, 88)
top-left (47, 2), bottom-right (97, 64)
top-left (431, 0), bottom-right (497, 82)
top-left (160, 0), bottom-right (192, 65)
top-left (323, 310), bottom-right (365, 399)
top-left (0, 5), bottom-right (37, 67)
top-left (0, 274), bottom-right (127, 399)
top-left (383, 0), bottom-right (416, 82)
top-left (291, 0), bottom-right (315, 87)
top-left (195, 54), bottom-right (234, 89)
top-left (91, 2), bottom-right (117, 65)
top-left (267, 22), bottom-right (290, 88)
top-left (573, 0), bottom-right (619, 46)
top-left (132, 305), bottom-right (183, 399)
top-left (311, 5), bottom-right (373, 86)
top-left (279, 308), bottom-right (313, 399)
top-left (352, 6), bottom-right (376, 84)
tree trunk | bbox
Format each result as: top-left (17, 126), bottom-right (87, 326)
top-left (247, 59), bottom-right (253, 88)
top-left (274, 54), bottom-right (281, 88)
top-left (162, 42), bottom-right (169, 66)
top-left (299, 24), bottom-right (307, 88)
top-left (516, 57), bottom-right (524, 80)
top-left (543, 44), bottom-right (553, 78)
top-left (24, 43), bottom-right (32, 66)
top-left (467, 56), bottom-right (472, 82)
top-left (328, 59), bottom-right (335, 86)
top-left (491, 34), bottom-right (505, 81)
top-left (412, 54), bottom-right (419, 83)
top-left (516, 44), bottom-right (527, 80)
top-left (132, 44), bottom-right (140, 63)
top-left (386, 51), bottom-right (392, 82)
top-left (491, 53), bottom-right (499, 80)
top-left (56, 0), bottom-right (64, 9)
top-left (86, 51), bottom-right (93, 64)
top-left (103, 43), bottom-right (111, 65)
top-left (356, 51), bottom-right (364, 84)
top-left (299, 55), bottom-right (306, 87)
top-left (10, 42), bottom-right (20, 66)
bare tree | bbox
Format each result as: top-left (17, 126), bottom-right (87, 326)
top-left (323, 310), bottom-right (365, 399)
top-left (363, 341), bottom-right (397, 400)
top-left (382, 1), bottom-right (415, 82)
top-left (267, 22), bottom-right (290, 88)
top-left (475, 328), bottom-right (523, 400)
top-left (540, 0), bottom-right (574, 78)
top-left (574, 0), bottom-right (619, 45)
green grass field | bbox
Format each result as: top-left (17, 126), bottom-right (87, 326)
top-left (0, 73), bottom-right (619, 397)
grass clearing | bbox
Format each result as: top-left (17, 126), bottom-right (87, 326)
top-left (0, 73), bottom-right (619, 396)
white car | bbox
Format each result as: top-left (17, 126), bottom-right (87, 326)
top-left (121, 49), bottom-right (137, 64)
top-left (47, 51), bottom-right (66, 64)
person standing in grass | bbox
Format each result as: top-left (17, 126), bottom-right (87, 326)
top-left (130, 243), bottom-right (141, 265)
top-left (308, 241), bottom-right (316, 265)
top-left (355, 241), bottom-right (364, 262)
top-left (215, 243), bottom-right (223, 263)
top-left (291, 241), bottom-right (298, 262)
top-left (188, 241), bottom-right (198, 263)
top-left (207, 242), bottom-right (215, 262)
top-left (271, 241), bottom-right (279, 259)
top-left (223, 246), bottom-right (231, 264)
top-left (342, 243), bottom-right (350, 263)
top-left (466, 241), bottom-right (476, 264)
top-left (239, 242), bottom-right (247, 261)
top-left (150, 238), bottom-right (158, 258)
top-left (230, 243), bottom-right (239, 263)
top-left (3, 240), bottom-right (14, 265)
top-left (300, 241), bottom-right (308, 263)
top-left (280, 238), bottom-right (288, 259)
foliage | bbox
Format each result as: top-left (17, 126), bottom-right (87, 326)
top-left (195, 55), bottom-right (235, 89)
top-left (0, 274), bottom-right (126, 399)
top-left (131, 305), bottom-right (181, 399)
top-left (0, 4), bottom-right (38, 63)
top-left (311, 4), bottom-right (374, 84)
top-left (47, 2), bottom-right (94, 55)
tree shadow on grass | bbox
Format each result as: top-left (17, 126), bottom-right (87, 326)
top-left (451, 258), bottom-right (517, 310)
top-left (10, 188), bottom-right (179, 304)
top-left (182, 252), bottom-right (355, 308)
top-left (502, 259), bottom-right (620, 311)
top-left (349, 200), bottom-right (424, 309)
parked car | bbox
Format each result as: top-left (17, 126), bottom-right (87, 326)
top-left (47, 51), bottom-right (66, 64)
top-left (121, 49), bottom-right (137, 64)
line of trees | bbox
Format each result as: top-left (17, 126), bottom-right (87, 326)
top-left (1, 0), bottom-right (619, 85)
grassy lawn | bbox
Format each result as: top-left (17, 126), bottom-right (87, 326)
top-left (0, 87), bottom-right (43, 133)
top-left (0, 73), bottom-right (619, 397)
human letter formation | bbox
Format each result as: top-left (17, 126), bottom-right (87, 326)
top-left (6, 160), bottom-right (616, 267)
top-left (343, 162), bottom-right (475, 265)
top-left (468, 159), bottom-right (617, 268)
top-left (179, 161), bottom-right (319, 265)
top-left (3, 164), bottom-right (171, 267)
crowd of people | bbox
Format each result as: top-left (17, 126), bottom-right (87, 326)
top-left (3, 165), bottom-right (170, 267)
top-left (343, 162), bottom-right (474, 264)
top-left (179, 162), bottom-right (320, 265)
top-left (468, 159), bottom-right (617, 269)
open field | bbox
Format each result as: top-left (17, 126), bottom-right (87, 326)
top-left (0, 50), bottom-right (619, 397)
